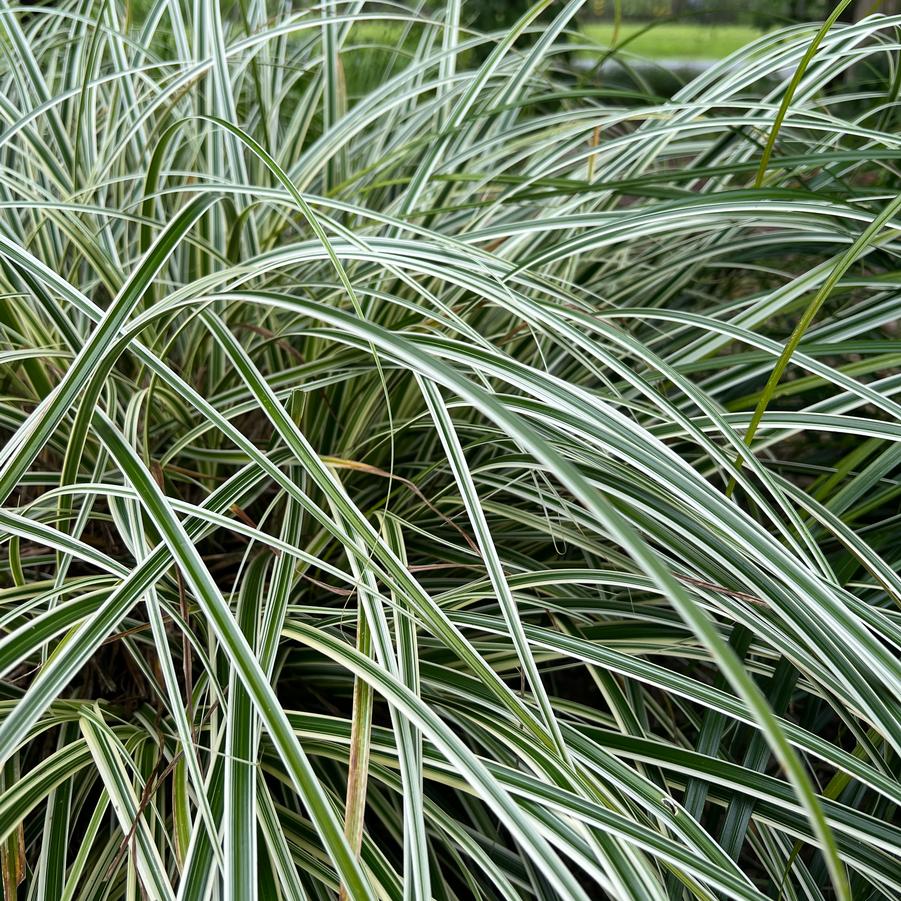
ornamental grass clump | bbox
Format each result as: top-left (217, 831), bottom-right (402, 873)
top-left (0, 2), bottom-right (899, 899)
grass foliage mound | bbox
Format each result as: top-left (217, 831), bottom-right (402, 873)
top-left (0, 2), bottom-right (899, 898)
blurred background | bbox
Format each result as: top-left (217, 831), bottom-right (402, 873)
top-left (475, 1), bottom-right (898, 63)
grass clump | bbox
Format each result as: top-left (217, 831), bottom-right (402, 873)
top-left (0, 1), bottom-right (899, 899)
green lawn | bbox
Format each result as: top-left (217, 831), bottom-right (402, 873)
top-left (581, 22), bottom-right (763, 60)
top-left (346, 20), bottom-right (763, 65)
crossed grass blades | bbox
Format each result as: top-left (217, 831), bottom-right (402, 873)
top-left (0, 0), bottom-right (898, 898)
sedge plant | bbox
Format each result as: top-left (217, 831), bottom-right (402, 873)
top-left (0, 1), bottom-right (899, 899)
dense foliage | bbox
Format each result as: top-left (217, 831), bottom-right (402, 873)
top-left (0, 1), bottom-right (899, 899)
